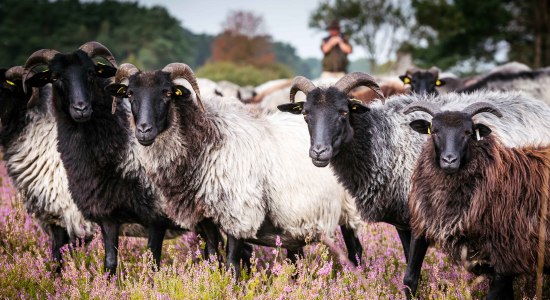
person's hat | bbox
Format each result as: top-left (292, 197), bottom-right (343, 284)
top-left (326, 20), bottom-right (340, 30)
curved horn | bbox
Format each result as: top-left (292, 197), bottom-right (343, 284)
top-left (403, 101), bottom-right (442, 116)
top-left (5, 66), bottom-right (25, 81)
top-left (79, 41), bottom-right (117, 68)
top-left (161, 63), bottom-right (204, 112)
top-left (115, 63), bottom-right (139, 84)
top-left (428, 66), bottom-right (440, 77)
top-left (335, 72), bottom-right (384, 102)
top-left (405, 67), bottom-right (419, 77)
top-left (289, 76), bottom-right (315, 103)
top-left (111, 63), bottom-right (139, 114)
top-left (6, 66), bottom-right (40, 108)
top-left (462, 102), bottom-right (503, 118)
top-left (22, 49), bottom-right (60, 93)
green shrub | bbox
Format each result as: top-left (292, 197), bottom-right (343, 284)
top-left (196, 61), bottom-right (293, 86)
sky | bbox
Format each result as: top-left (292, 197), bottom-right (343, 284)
top-left (136, 0), bottom-right (367, 60)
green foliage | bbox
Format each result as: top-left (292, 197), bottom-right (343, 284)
top-left (409, 0), bottom-right (550, 72)
top-left (409, 0), bottom-right (512, 71)
top-left (0, 0), bottom-right (210, 69)
top-left (196, 61), bottom-right (293, 86)
top-left (273, 41), bottom-right (315, 78)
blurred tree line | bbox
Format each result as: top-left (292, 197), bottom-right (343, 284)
top-left (0, 0), bottom-right (317, 85)
top-left (310, 0), bottom-right (550, 74)
top-left (197, 10), bottom-right (316, 85)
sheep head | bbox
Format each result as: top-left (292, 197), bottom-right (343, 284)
top-left (399, 66), bottom-right (445, 95)
top-left (0, 67), bottom-right (46, 128)
top-left (404, 101), bottom-right (502, 173)
top-left (278, 72), bottom-right (383, 167)
top-left (23, 41), bottom-right (117, 122)
top-left (105, 62), bottom-right (197, 146)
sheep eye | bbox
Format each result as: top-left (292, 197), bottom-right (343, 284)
top-left (127, 91), bottom-right (133, 98)
top-left (340, 111), bottom-right (348, 116)
top-left (164, 90), bottom-right (172, 97)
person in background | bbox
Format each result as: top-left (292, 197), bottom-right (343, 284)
top-left (321, 20), bottom-right (352, 79)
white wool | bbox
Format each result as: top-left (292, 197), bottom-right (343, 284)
top-left (138, 97), bottom-right (363, 243)
top-left (5, 107), bottom-right (95, 238)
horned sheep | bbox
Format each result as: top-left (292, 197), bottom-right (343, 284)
top-left (405, 101), bottom-right (550, 299)
top-left (105, 63), bottom-right (365, 278)
top-left (278, 73), bottom-right (550, 298)
top-left (22, 42), bottom-right (191, 275)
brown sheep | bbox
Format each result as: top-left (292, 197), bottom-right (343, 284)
top-left (350, 79), bottom-right (407, 103)
top-left (405, 101), bottom-right (550, 299)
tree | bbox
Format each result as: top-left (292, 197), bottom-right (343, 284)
top-left (211, 11), bottom-right (275, 68)
top-left (309, 0), bottom-right (410, 72)
top-left (0, 0), bottom-right (211, 69)
top-left (409, 0), bottom-right (550, 72)
top-left (505, 0), bottom-right (550, 68)
top-left (273, 41), bottom-right (314, 77)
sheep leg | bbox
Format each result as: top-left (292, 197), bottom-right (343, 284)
top-left (100, 220), bottom-right (120, 276)
top-left (341, 224), bottom-right (363, 266)
top-left (396, 227), bottom-right (412, 263)
top-left (241, 243), bottom-right (253, 271)
top-left (287, 248), bottom-right (304, 264)
top-left (403, 235), bottom-right (429, 300)
top-left (197, 218), bottom-right (222, 261)
top-left (226, 235), bottom-right (243, 279)
top-left (487, 274), bottom-right (515, 300)
top-left (147, 225), bottom-right (167, 270)
top-left (50, 224), bottom-right (70, 273)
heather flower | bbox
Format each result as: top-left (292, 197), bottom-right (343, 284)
top-left (0, 160), bottom-right (541, 299)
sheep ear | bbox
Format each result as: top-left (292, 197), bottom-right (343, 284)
top-left (348, 99), bottom-right (369, 114)
top-left (95, 62), bottom-right (117, 78)
top-left (435, 79), bottom-right (446, 86)
top-left (172, 85), bottom-right (191, 99)
top-left (399, 75), bottom-right (411, 84)
top-left (278, 102), bottom-right (304, 114)
top-left (26, 70), bottom-right (52, 88)
top-left (409, 119), bottom-right (431, 134)
top-left (474, 123), bottom-right (491, 138)
top-left (105, 83), bottom-right (128, 98)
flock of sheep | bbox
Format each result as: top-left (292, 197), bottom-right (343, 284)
top-left (1, 41), bottom-right (550, 299)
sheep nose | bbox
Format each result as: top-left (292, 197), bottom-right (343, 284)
top-left (310, 144), bottom-right (328, 157)
top-left (442, 154), bottom-right (457, 164)
top-left (137, 123), bottom-right (152, 134)
top-left (72, 102), bottom-right (89, 112)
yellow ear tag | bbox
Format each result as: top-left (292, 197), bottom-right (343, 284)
top-left (116, 86), bottom-right (125, 94)
top-left (428, 123), bottom-right (431, 135)
top-left (352, 105), bottom-right (357, 110)
top-left (403, 77), bottom-right (411, 84)
top-left (435, 79), bottom-right (442, 86)
top-left (42, 69), bottom-right (49, 73)
top-left (97, 69), bottom-right (103, 74)
top-left (5, 80), bottom-right (15, 86)
top-left (97, 62), bottom-right (106, 66)
top-left (350, 98), bottom-right (362, 103)
top-left (175, 89), bottom-right (182, 96)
